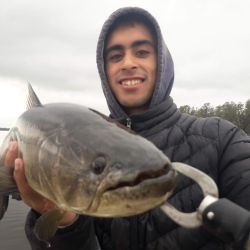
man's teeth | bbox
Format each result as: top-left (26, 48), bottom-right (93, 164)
top-left (121, 79), bottom-right (142, 86)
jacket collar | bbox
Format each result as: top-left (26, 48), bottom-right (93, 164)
top-left (117, 96), bottom-right (181, 137)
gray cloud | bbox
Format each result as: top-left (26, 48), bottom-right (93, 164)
top-left (0, 0), bottom-right (101, 92)
top-left (0, 0), bottom-right (249, 112)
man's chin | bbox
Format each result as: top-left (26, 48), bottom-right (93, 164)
top-left (121, 101), bottom-right (150, 115)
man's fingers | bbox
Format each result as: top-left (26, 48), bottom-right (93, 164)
top-left (13, 158), bottom-right (54, 213)
top-left (4, 142), bottom-right (18, 167)
top-left (14, 158), bottom-right (38, 208)
top-left (14, 158), bottom-right (29, 194)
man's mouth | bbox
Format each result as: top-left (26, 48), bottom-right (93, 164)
top-left (119, 78), bottom-right (144, 87)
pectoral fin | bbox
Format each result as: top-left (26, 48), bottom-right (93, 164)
top-left (0, 195), bottom-right (9, 220)
top-left (0, 166), bottom-right (18, 219)
top-left (34, 209), bottom-right (66, 244)
top-left (0, 166), bottom-right (17, 193)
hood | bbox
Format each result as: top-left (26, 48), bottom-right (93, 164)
top-left (96, 7), bottom-right (174, 119)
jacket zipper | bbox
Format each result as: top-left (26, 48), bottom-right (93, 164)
top-left (126, 118), bottom-right (132, 129)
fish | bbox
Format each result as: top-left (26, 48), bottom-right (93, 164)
top-left (0, 84), bottom-right (177, 243)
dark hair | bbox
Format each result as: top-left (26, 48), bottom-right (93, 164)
top-left (105, 13), bottom-right (157, 50)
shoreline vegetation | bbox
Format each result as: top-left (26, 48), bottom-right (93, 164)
top-left (0, 127), bottom-right (9, 131)
top-left (179, 99), bottom-right (250, 135)
top-left (1, 99), bottom-right (250, 135)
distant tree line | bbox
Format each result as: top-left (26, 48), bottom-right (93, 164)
top-left (179, 99), bottom-right (250, 135)
top-left (1, 100), bottom-right (250, 135)
top-left (0, 127), bottom-right (9, 131)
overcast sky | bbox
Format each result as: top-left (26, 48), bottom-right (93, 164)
top-left (0, 0), bottom-right (249, 129)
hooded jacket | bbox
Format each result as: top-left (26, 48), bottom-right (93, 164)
top-left (96, 7), bottom-right (174, 119)
top-left (25, 7), bottom-right (250, 250)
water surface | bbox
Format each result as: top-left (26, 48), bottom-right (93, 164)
top-left (0, 199), bottom-right (30, 250)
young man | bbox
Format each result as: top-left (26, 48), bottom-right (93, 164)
top-left (4, 7), bottom-right (250, 250)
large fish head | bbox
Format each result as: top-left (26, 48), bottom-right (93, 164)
top-left (22, 103), bottom-right (176, 217)
top-left (43, 105), bottom-right (177, 217)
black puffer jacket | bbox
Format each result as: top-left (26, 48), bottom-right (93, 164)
top-left (26, 97), bottom-right (250, 250)
top-left (94, 97), bottom-right (250, 250)
top-left (25, 6), bottom-right (250, 250)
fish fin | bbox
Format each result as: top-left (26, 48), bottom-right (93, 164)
top-left (0, 166), bottom-right (18, 220)
top-left (27, 83), bottom-right (43, 110)
top-left (34, 209), bottom-right (66, 244)
top-left (11, 192), bottom-right (22, 200)
top-left (0, 166), bottom-right (17, 193)
top-left (0, 195), bottom-right (9, 220)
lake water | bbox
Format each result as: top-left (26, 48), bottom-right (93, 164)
top-left (0, 200), bottom-right (30, 249)
top-left (0, 131), bottom-right (31, 249)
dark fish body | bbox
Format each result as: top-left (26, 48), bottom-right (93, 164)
top-left (1, 102), bottom-right (176, 216)
top-left (0, 84), bottom-right (176, 242)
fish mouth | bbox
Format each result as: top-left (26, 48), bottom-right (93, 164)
top-left (105, 164), bottom-right (170, 192)
top-left (87, 163), bottom-right (176, 215)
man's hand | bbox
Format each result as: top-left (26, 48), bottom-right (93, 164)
top-left (14, 158), bottom-right (54, 214)
top-left (4, 142), bottom-right (78, 226)
top-left (4, 141), bottom-right (18, 167)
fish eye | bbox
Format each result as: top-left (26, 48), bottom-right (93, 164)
top-left (92, 156), bottom-right (106, 175)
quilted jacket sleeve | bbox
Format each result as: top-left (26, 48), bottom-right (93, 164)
top-left (217, 118), bottom-right (250, 209)
top-left (23, 117), bottom-right (250, 250)
top-left (25, 209), bottom-right (99, 250)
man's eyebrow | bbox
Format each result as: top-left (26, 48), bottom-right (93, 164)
top-left (105, 45), bottom-right (123, 57)
top-left (105, 40), bottom-right (155, 57)
top-left (131, 40), bottom-right (155, 49)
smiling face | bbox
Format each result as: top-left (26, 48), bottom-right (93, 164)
top-left (105, 23), bottom-right (157, 115)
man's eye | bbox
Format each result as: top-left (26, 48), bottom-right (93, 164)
top-left (108, 54), bottom-right (122, 62)
top-left (136, 50), bottom-right (150, 57)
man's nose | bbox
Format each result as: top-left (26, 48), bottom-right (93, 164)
top-left (122, 53), bottom-right (137, 70)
